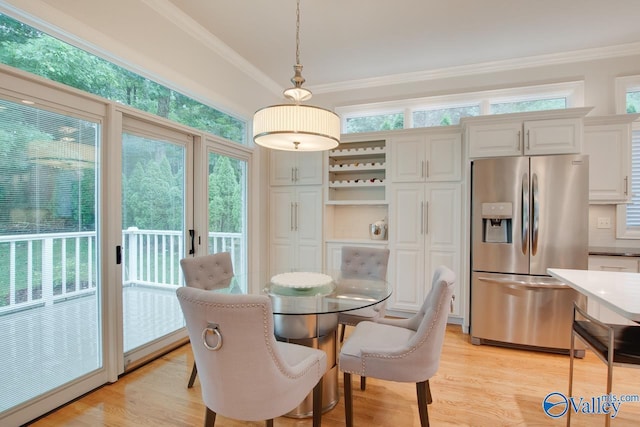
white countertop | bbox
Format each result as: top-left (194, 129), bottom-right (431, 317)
top-left (548, 268), bottom-right (640, 322)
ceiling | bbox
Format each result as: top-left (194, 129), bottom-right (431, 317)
top-left (161, 0), bottom-right (640, 94)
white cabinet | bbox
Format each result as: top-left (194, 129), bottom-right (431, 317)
top-left (269, 187), bottom-right (323, 274)
top-left (463, 108), bottom-right (592, 158)
top-left (270, 151), bottom-right (323, 185)
top-left (587, 255), bottom-right (638, 325)
top-left (390, 131), bottom-right (461, 182)
top-left (584, 115), bottom-right (639, 203)
top-left (588, 255), bottom-right (638, 273)
top-left (467, 118), bottom-right (583, 158)
top-left (389, 183), bottom-right (461, 315)
top-left (467, 121), bottom-right (523, 158)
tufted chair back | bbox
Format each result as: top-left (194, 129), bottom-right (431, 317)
top-left (176, 287), bottom-right (327, 425)
top-left (340, 246), bottom-right (390, 280)
top-left (180, 252), bottom-right (234, 290)
top-left (179, 252), bottom-right (235, 389)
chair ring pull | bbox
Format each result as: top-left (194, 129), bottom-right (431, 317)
top-left (202, 323), bottom-right (222, 351)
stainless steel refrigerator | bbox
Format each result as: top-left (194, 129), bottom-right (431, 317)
top-left (470, 154), bottom-right (587, 353)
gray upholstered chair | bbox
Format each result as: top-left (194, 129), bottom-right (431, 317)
top-left (339, 265), bottom-right (455, 427)
top-left (338, 246), bottom-right (390, 343)
top-left (180, 252), bottom-right (234, 388)
top-left (176, 287), bottom-right (327, 427)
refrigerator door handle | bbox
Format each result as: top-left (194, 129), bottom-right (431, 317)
top-left (532, 173), bottom-right (539, 256)
top-left (478, 276), bottom-right (569, 290)
top-left (521, 173), bottom-right (529, 255)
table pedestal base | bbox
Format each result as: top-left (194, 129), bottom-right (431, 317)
top-left (274, 313), bottom-right (339, 417)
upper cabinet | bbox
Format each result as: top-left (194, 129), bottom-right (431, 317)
top-left (463, 107), bottom-right (592, 158)
top-left (584, 114), bottom-right (640, 203)
top-left (270, 151), bottom-right (323, 185)
top-left (390, 130), bottom-right (462, 183)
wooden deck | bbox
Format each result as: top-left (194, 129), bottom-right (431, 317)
top-left (0, 285), bottom-right (183, 414)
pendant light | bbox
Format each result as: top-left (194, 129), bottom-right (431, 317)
top-left (253, 0), bottom-right (340, 151)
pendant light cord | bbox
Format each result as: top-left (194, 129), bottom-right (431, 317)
top-left (295, 0), bottom-right (301, 66)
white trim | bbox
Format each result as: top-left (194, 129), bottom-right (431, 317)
top-left (312, 42), bottom-right (640, 94)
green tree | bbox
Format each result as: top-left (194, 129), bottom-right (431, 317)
top-left (124, 157), bottom-right (183, 230)
top-left (208, 156), bottom-right (241, 233)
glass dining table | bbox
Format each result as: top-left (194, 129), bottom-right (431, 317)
top-left (212, 270), bottom-right (392, 417)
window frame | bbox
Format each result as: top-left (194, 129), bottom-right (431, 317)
top-left (616, 76), bottom-right (640, 239)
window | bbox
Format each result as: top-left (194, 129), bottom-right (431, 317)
top-left (0, 13), bottom-right (246, 143)
top-left (337, 81), bottom-right (584, 134)
top-left (345, 112), bottom-right (404, 133)
top-left (615, 76), bottom-right (640, 238)
top-left (412, 105), bottom-right (480, 127)
top-left (490, 97), bottom-right (566, 114)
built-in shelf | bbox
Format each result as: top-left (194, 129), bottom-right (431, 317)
top-left (327, 139), bottom-right (387, 204)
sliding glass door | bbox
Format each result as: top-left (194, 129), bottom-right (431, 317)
top-left (120, 118), bottom-right (191, 368)
top-left (0, 97), bottom-right (104, 421)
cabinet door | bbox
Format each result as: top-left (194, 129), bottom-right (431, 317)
top-left (425, 184), bottom-right (461, 315)
top-left (467, 122), bottom-right (522, 158)
top-left (295, 152), bottom-right (323, 185)
top-left (270, 151), bottom-right (323, 185)
top-left (425, 133), bottom-right (462, 182)
top-left (269, 188), bottom-right (295, 273)
top-left (524, 118), bottom-right (582, 155)
top-left (390, 135), bottom-right (426, 182)
top-left (270, 151), bottom-right (296, 185)
top-left (389, 184), bottom-right (426, 311)
top-left (295, 187), bottom-right (323, 271)
top-left (584, 124), bottom-right (630, 203)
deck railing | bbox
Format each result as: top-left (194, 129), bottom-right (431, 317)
top-left (0, 229), bottom-right (244, 314)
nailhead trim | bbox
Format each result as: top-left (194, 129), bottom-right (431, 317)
top-left (341, 289), bottom-right (448, 376)
top-left (182, 295), bottom-right (323, 380)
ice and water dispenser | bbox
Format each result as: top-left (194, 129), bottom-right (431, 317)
top-left (481, 202), bottom-right (512, 243)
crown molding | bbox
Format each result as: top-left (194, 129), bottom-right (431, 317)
top-left (311, 41), bottom-right (640, 95)
top-left (142, 0), bottom-right (283, 98)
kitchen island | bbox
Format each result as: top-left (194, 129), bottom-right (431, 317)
top-left (548, 268), bottom-right (640, 322)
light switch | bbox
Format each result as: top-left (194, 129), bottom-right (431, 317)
top-left (597, 217), bottom-right (611, 229)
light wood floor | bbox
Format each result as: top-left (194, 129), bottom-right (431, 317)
top-left (29, 325), bottom-right (640, 426)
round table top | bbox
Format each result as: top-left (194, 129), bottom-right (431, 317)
top-left (211, 271), bottom-right (392, 316)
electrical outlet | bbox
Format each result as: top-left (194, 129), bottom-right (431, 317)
top-left (597, 217), bottom-right (612, 229)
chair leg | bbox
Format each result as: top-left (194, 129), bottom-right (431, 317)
top-left (416, 381), bottom-right (430, 427)
top-left (313, 378), bottom-right (323, 427)
top-left (340, 324), bottom-right (346, 342)
top-left (360, 376), bottom-right (366, 391)
top-left (265, 420), bottom-right (274, 427)
top-left (344, 372), bottom-right (353, 427)
top-left (204, 407), bottom-right (216, 427)
top-left (426, 379), bottom-right (432, 404)
top-left (188, 362), bottom-right (198, 388)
